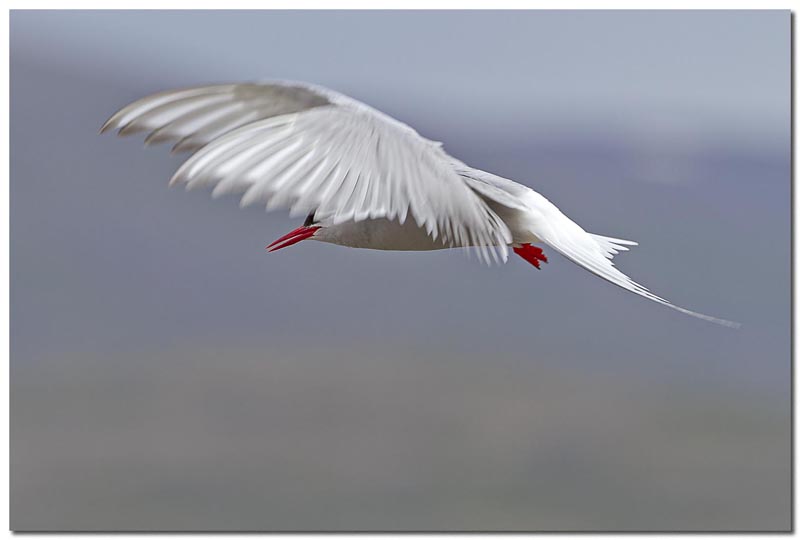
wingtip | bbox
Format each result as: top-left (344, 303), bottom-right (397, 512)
top-left (100, 110), bottom-right (124, 134)
top-left (99, 119), bottom-right (114, 134)
top-left (168, 174), bottom-right (183, 188)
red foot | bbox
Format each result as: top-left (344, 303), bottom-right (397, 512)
top-left (513, 243), bottom-right (548, 269)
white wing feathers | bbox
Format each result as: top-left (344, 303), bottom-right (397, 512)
top-left (101, 83), bottom-right (332, 152)
top-left (528, 195), bottom-right (740, 327)
top-left (102, 82), bottom-right (511, 263)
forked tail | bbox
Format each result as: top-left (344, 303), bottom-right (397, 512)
top-left (523, 202), bottom-right (739, 327)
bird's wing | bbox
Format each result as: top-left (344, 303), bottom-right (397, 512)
top-left (454, 166), bottom-right (533, 212)
top-left (101, 82), bottom-right (334, 152)
top-left (102, 82), bottom-right (512, 263)
top-left (526, 193), bottom-right (739, 327)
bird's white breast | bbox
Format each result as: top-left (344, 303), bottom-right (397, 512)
top-left (313, 218), bottom-right (451, 251)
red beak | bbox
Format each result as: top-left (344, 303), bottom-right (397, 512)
top-left (266, 226), bottom-right (320, 252)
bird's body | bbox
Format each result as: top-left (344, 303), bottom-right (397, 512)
top-left (102, 80), bottom-right (737, 327)
top-left (315, 218), bottom-right (455, 251)
top-left (310, 172), bottom-right (542, 251)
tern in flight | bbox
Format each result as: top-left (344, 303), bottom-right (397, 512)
top-left (102, 81), bottom-right (737, 327)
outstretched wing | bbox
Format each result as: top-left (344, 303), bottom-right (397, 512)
top-left (102, 82), bottom-right (511, 262)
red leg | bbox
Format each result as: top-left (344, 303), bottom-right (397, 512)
top-left (513, 243), bottom-right (548, 269)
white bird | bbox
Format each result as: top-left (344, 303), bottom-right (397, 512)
top-left (101, 81), bottom-right (738, 327)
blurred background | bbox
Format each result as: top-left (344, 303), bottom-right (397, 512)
top-left (10, 10), bottom-right (790, 531)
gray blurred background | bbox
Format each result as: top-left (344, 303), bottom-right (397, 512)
top-left (10, 10), bottom-right (790, 531)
